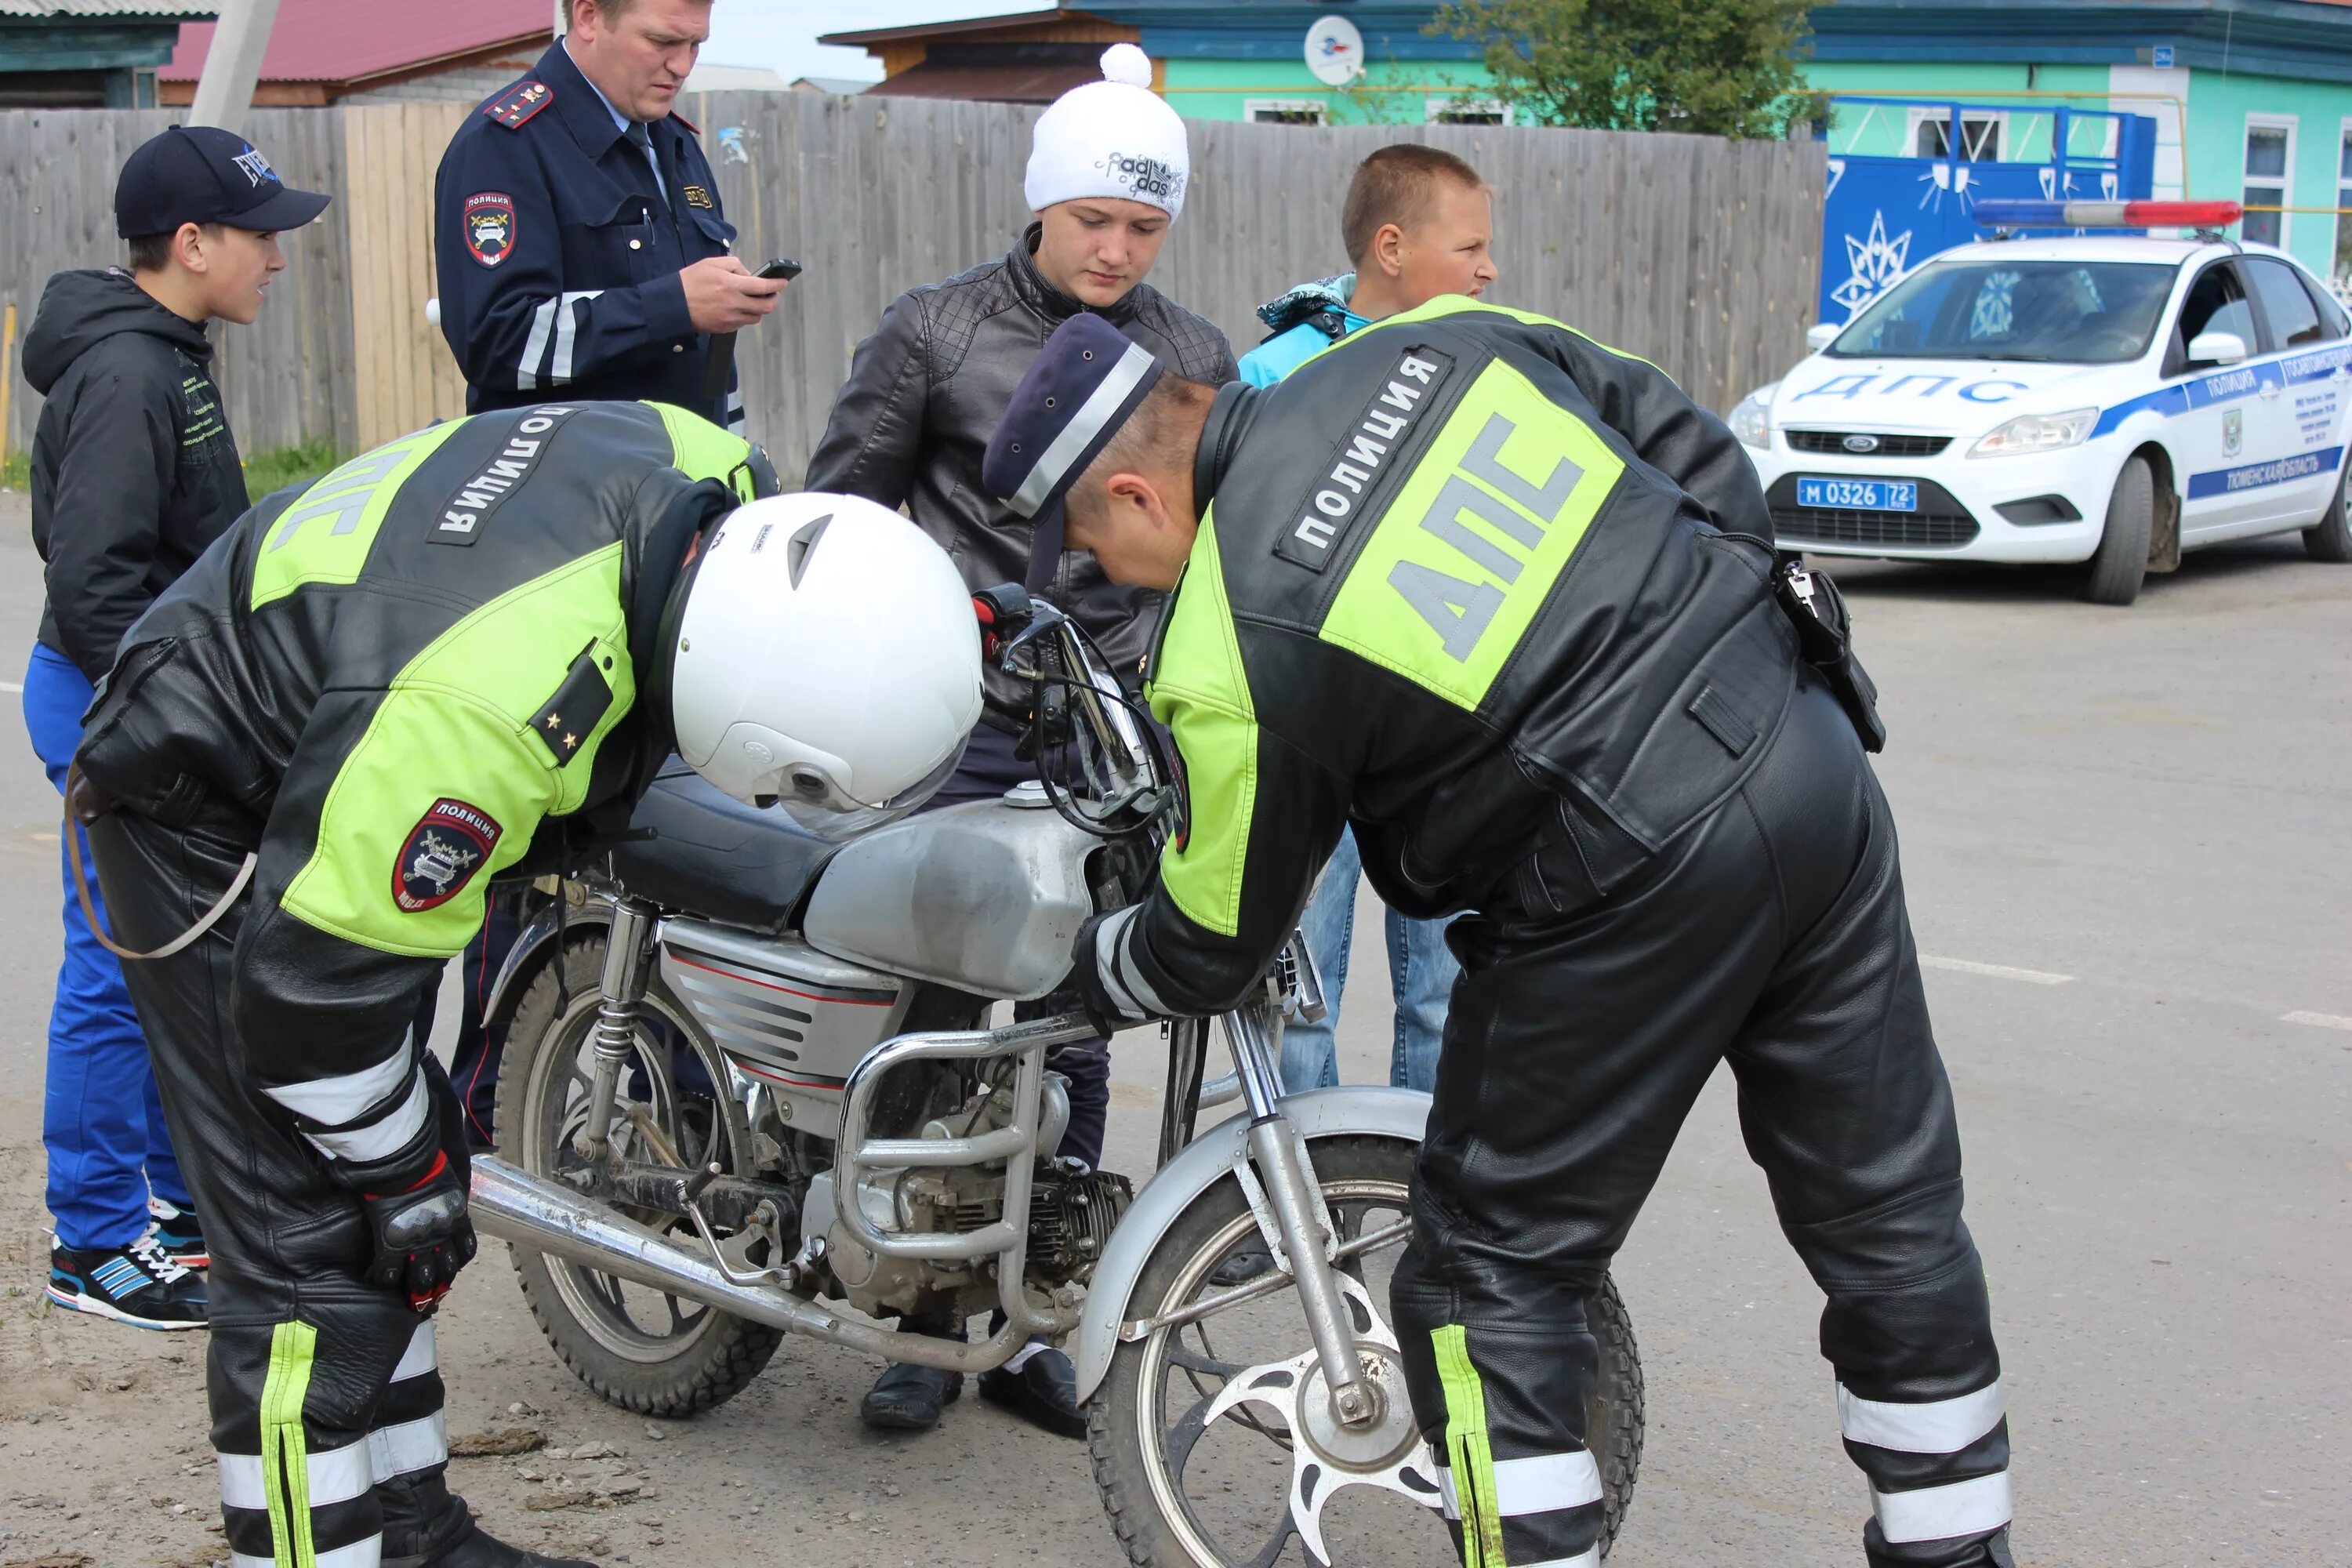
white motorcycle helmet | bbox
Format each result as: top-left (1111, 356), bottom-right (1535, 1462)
top-left (670, 492), bottom-right (982, 839)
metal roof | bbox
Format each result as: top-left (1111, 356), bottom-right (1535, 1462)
top-left (158, 0), bottom-right (547, 84)
top-left (0, 1), bottom-right (215, 16)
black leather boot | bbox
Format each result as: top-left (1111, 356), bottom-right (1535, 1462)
top-left (977, 1343), bottom-right (1086, 1439)
top-left (387, 1517), bottom-right (597, 1567)
top-left (861, 1359), bottom-right (964, 1431)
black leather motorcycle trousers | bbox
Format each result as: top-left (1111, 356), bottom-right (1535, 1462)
top-left (1391, 679), bottom-right (2011, 1568)
top-left (92, 808), bottom-right (477, 1567)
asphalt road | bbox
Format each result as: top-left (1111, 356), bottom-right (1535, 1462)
top-left (0, 487), bottom-right (2345, 1568)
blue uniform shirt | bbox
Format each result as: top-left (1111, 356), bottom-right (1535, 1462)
top-left (434, 41), bottom-right (742, 426)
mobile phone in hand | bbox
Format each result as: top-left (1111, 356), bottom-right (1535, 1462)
top-left (755, 258), bottom-right (802, 281)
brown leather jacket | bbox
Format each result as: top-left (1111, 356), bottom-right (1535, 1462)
top-left (805, 225), bottom-right (1237, 724)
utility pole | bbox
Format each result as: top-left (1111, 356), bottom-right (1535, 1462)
top-left (187, 0), bottom-right (284, 136)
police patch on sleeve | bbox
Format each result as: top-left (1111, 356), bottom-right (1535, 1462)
top-left (463, 192), bottom-right (517, 268)
top-left (394, 798), bottom-right (503, 913)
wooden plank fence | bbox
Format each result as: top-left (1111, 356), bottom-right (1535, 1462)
top-left (3, 96), bottom-right (1824, 476)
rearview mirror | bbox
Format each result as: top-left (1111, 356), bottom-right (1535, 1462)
top-left (1806, 322), bottom-right (1842, 353)
top-left (2186, 329), bottom-right (2248, 365)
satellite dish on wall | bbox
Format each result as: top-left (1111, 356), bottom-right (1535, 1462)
top-left (1305, 15), bottom-right (1366, 86)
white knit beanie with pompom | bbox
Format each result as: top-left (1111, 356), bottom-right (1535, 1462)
top-left (1023, 43), bottom-right (1190, 220)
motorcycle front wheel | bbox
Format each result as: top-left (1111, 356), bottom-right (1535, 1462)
top-left (495, 932), bottom-right (785, 1417)
top-left (1088, 1134), bottom-right (1642, 1567)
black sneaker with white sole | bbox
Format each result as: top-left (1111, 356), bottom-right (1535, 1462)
top-left (147, 1195), bottom-right (209, 1269)
top-left (47, 1236), bottom-right (208, 1330)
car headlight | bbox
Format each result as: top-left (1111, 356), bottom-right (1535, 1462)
top-left (1730, 393), bottom-right (1773, 450)
top-left (1968, 408), bottom-right (2097, 459)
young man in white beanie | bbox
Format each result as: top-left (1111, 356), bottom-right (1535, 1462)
top-left (806, 42), bottom-right (1236, 1443)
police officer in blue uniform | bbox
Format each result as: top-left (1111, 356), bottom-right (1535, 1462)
top-left (434, 0), bottom-right (783, 430)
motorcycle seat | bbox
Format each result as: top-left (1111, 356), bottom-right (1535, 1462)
top-left (606, 760), bottom-right (837, 934)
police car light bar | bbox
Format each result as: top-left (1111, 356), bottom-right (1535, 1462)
top-left (1972, 199), bottom-right (2245, 229)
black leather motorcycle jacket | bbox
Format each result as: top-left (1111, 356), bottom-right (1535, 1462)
top-left (1087, 297), bottom-right (1788, 1020)
top-left (76, 400), bottom-right (761, 1190)
top-left (805, 224), bottom-right (1237, 722)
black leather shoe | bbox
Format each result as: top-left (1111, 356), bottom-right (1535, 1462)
top-left (861, 1359), bottom-right (964, 1432)
top-left (978, 1345), bottom-right (1086, 1439)
top-left (391, 1518), bottom-right (597, 1566)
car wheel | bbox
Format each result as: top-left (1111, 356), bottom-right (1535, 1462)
top-left (2304, 451), bottom-right (2352, 563)
top-left (2085, 455), bottom-right (2154, 605)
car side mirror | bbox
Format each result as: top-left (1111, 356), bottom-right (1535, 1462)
top-left (1805, 322), bottom-right (1842, 353)
top-left (2186, 329), bottom-right (2248, 365)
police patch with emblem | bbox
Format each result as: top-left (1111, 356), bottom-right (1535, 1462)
top-left (463, 191), bottom-right (517, 268)
top-left (682, 183), bottom-right (714, 209)
top-left (394, 798), bottom-right (503, 913)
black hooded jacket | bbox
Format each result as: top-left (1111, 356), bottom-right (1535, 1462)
top-left (24, 267), bottom-right (249, 683)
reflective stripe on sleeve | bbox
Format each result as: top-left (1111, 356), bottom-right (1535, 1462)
top-left (389, 1320), bottom-right (437, 1384)
top-left (218, 1438), bottom-right (373, 1512)
top-left (1872, 1471), bottom-right (2014, 1544)
top-left (549, 290), bottom-right (604, 384)
top-left (303, 1073), bottom-right (428, 1164)
top-left (368, 1410), bottom-right (448, 1481)
top-left (1092, 906), bottom-right (1160, 1021)
top-left (260, 1047), bottom-right (413, 1127)
top-left (1838, 1379), bottom-right (2005, 1454)
top-left (519, 298), bottom-right (558, 390)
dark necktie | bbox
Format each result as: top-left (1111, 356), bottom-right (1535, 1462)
top-left (623, 120), bottom-right (663, 200)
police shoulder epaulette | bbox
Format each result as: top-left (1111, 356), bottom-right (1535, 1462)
top-left (668, 107), bottom-right (699, 134)
top-left (484, 79), bottom-right (554, 130)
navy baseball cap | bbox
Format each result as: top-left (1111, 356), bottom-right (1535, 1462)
top-left (115, 125), bottom-right (332, 238)
top-left (983, 314), bottom-right (1164, 590)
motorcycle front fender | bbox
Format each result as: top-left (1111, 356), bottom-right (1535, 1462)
top-left (482, 894), bottom-right (616, 1034)
top-left (1072, 1084), bottom-right (1431, 1403)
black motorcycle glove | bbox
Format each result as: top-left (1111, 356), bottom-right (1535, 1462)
top-left (1063, 909), bottom-right (1155, 1035)
top-left (360, 1149), bottom-right (477, 1310)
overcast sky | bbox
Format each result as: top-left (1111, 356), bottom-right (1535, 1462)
top-left (702, 1), bottom-right (1052, 84)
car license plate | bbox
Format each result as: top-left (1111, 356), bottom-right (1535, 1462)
top-left (1798, 476), bottom-right (1918, 513)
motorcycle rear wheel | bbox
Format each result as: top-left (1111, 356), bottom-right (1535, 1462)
top-left (1088, 1134), bottom-right (1642, 1566)
top-left (495, 933), bottom-right (785, 1417)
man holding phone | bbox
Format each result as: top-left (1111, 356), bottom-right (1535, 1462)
top-left (434, 0), bottom-right (782, 433)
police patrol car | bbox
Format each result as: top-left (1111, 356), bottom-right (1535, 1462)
top-left (1735, 201), bottom-right (2352, 604)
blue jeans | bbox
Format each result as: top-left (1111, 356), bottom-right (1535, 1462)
top-left (24, 642), bottom-right (190, 1250)
top-left (1279, 828), bottom-right (1457, 1095)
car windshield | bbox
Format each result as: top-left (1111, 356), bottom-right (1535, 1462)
top-left (1830, 260), bottom-right (2176, 364)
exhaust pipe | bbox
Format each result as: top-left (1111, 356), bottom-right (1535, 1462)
top-left (468, 1156), bottom-right (1041, 1372)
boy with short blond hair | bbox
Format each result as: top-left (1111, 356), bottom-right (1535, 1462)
top-left (1239, 143), bottom-right (1501, 1104)
top-left (24, 125), bottom-right (326, 1331)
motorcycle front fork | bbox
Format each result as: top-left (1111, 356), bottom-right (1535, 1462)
top-left (1222, 975), bottom-right (1385, 1432)
top-left (575, 897), bottom-right (657, 1163)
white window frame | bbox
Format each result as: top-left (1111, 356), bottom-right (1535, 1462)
top-left (1244, 97), bottom-right (1327, 125)
top-left (2334, 117), bottom-right (2352, 296)
top-left (2243, 113), bottom-right (2298, 252)
top-left (1425, 95), bottom-right (1511, 125)
top-left (1904, 107), bottom-right (2009, 162)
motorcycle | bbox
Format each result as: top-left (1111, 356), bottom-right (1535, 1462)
top-left (467, 587), bottom-right (1645, 1566)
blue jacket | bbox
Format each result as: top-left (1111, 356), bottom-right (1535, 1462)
top-left (1237, 273), bottom-right (1370, 387)
top-left (434, 42), bottom-right (741, 426)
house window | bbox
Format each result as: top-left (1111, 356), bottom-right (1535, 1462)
top-left (1911, 111), bottom-right (2003, 162)
top-left (1427, 97), bottom-right (1508, 125)
top-left (2242, 118), bottom-right (2294, 249)
top-left (2335, 122), bottom-right (2352, 294)
top-left (1246, 99), bottom-right (1326, 125)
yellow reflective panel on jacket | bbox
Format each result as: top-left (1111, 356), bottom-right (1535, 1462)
top-left (281, 543), bottom-right (634, 958)
top-left (1319, 357), bottom-right (1624, 711)
top-left (250, 422), bottom-right (470, 611)
top-left (1145, 514), bottom-right (1259, 938)
top-left (647, 401), bottom-right (757, 496)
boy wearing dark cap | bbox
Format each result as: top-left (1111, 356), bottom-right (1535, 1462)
top-left (23, 124), bottom-right (328, 1330)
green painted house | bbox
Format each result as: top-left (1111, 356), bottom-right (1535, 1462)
top-left (1, 0), bottom-right (213, 107)
top-left (826, 0), bottom-right (2352, 288)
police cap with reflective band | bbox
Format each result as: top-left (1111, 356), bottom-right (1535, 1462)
top-left (983, 314), bottom-right (1164, 590)
top-left (114, 125), bottom-right (332, 238)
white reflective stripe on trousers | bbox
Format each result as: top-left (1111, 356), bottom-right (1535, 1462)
top-left (368, 1410), bottom-right (448, 1482)
top-left (1437, 1451), bottom-right (1602, 1520)
top-left (389, 1320), bottom-right (437, 1384)
top-left (232, 1537), bottom-right (382, 1568)
top-left (1872, 1471), bottom-right (2014, 1544)
top-left (217, 1438), bottom-right (375, 1511)
top-left (1838, 1379), bottom-right (2005, 1453)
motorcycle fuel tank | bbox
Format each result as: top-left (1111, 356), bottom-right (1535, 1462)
top-left (800, 795), bottom-right (1097, 1002)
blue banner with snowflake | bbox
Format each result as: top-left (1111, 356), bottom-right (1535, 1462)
top-left (1819, 100), bottom-right (2159, 325)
